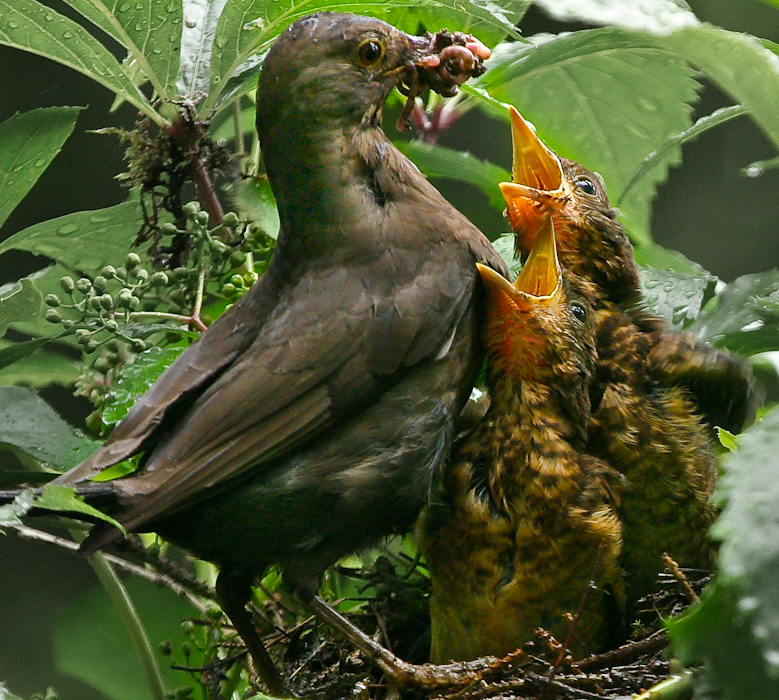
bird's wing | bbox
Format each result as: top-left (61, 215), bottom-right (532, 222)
top-left (94, 247), bottom-right (482, 532)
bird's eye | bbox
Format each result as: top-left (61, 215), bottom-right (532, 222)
top-left (357, 39), bottom-right (385, 67)
top-left (571, 302), bottom-right (587, 322)
top-left (574, 177), bottom-right (597, 196)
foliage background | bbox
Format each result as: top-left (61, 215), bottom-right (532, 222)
top-left (2, 0), bottom-right (779, 698)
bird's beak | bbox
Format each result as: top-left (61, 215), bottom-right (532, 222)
top-left (499, 107), bottom-right (565, 255)
top-left (476, 214), bottom-right (561, 308)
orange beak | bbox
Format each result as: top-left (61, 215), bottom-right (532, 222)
top-left (499, 107), bottom-right (565, 256)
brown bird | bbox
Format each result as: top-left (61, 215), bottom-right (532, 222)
top-left (499, 107), bottom-right (720, 610)
top-left (421, 215), bottom-right (624, 664)
top-left (49, 14), bottom-right (506, 695)
top-left (499, 105), bottom-right (755, 436)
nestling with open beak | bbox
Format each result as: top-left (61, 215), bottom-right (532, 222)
top-left (422, 215), bottom-right (624, 663)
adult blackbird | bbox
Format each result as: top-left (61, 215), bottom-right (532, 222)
top-left (499, 106), bottom-right (755, 435)
top-left (50, 13), bottom-right (507, 694)
top-left (422, 216), bottom-right (623, 663)
top-left (498, 107), bottom-right (719, 610)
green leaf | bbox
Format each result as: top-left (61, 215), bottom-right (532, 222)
top-left (230, 175), bottom-right (280, 239)
top-left (60, 0), bottom-right (183, 97)
top-left (177, 0), bottom-right (229, 96)
top-left (687, 270), bottom-right (779, 355)
top-left (717, 427), bottom-right (738, 453)
top-left (621, 104), bottom-right (747, 203)
top-left (102, 344), bottom-right (188, 427)
top-left (670, 406), bottom-right (779, 698)
top-left (633, 241), bottom-right (711, 275)
top-left (34, 484), bottom-right (125, 532)
top-left (396, 140), bottom-right (510, 211)
top-left (658, 24), bottom-right (779, 157)
top-left (0, 386), bottom-right (100, 470)
top-left (0, 683), bottom-right (26, 700)
top-left (0, 489), bottom-right (34, 529)
top-left (532, 0), bottom-right (699, 34)
top-left (0, 200), bottom-right (144, 271)
top-left (0, 107), bottom-right (82, 230)
top-left (477, 28), bottom-right (700, 245)
top-left (638, 265), bottom-right (717, 329)
top-left (0, 339), bottom-right (80, 387)
top-left (203, 0), bottom-right (525, 116)
top-left (53, 577), bottom-right (205, 700)
top-left (0, 0), bottom-right (159, 122)
top-left (492, 231), bottom-right (522, 278)
top-left (0, 278), bottom-right (43, 338)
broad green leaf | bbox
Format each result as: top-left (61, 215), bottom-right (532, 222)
top-left (0, 107), bottom-right (82, 230)
top-left (0, 489), bottom-right (34, 529)
top-left (633, 241), bottom-right (710, 275)
top-left (34, 484), bottom-right (125, 532)
top-left (658, 24), bottom-right (779, 157)
top-left (230, 175), bottom-right (280, 239)
top-left (101, 344), bottom-right (188, 426)
top-left (0, 200), bottom-right (144, 271)
top-left (621, 104), bottom-right (747, 203)
top-left (717, 427), bottom-right (738, 453)
top-left (492, 231), bottom-right (522, 278)
top-left (204, 0), bottom-right (524, 116)
top-left (532, 0), bottom-right (698, 34)
top-left (670, 406), bottom-right (779, 698)
top-left (177, 0), bottom-right (230, 96)
top-left (54, 577), bottom-right (205, 700)
top-left (638, 265), bottom-right (717, 329)
top-left (477, 28), bottom-right (700, 245)
top-left (396, 140), bottom-right (510, 210)
top-left (0, 278), bottom-right (43, 337)
top-left (0, 683), bottom-right (26, 700)
top-left (688, 270), bottom-right (779, 355)
top-left (60, 0), bottom-right (184, 97)
top-left (0, 339), bottom-right (79, 387)
top-left (0, 0), bottom-right (159, 122)
top-left (0, 386), bottom-right (100, 470)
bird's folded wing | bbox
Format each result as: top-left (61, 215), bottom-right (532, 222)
top-left (73, 254), bottom-right (481, 531)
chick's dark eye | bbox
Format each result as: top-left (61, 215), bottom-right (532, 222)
top-left (357, 39), bottom-right (385, 66)
top-left (571, 302), bottom-right (587, 322)
top-left (574, 177), bottom-right (597, 196)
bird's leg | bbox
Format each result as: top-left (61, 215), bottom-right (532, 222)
top-left (306, 595), bottom-right (497, 692)
top-left (215, 572), bottom-right (290, 698)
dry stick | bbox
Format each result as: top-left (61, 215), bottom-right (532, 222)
top-left (11, 524), bottom-right (210, 613)
top-left (662, 553), bottom-right (700, 603)
top-left (575, 630), bottom-right (667, 672)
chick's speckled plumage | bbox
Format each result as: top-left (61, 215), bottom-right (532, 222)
top-left (422, 222), bottom-right (623, 663)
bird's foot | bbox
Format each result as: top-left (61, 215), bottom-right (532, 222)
top-left (307, 596), bottom-right (506, 692)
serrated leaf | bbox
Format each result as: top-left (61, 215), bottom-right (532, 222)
top-left (203, 0), bottom-right (524, 116)
top-left (0, 489), bottom-right (35, 528)
top-left (669, 406), bottom-right (779, 698)
top-left (0, 339), bottom-right (79, 387)
top-left (639, 265), bottom-right (717, 329)
top-left (0, 386), bottom-right (100, 470)
top-left (0, 200), bottom-right (144, 270)
top-left (396, 140), bottom-right (510, 210)
top-left (101, 344), bottom-right (188, 426)
top-left (34, 484), bottom-right (125, 532)
top-left (0, 107), bottom-right (82, 230)
top-left (60, 0), bottom-right (184, 96)
top-left (688, 270), bottom-right (779, 355)
top-left (477, 28), bottom-right (700, 245)
top-left (658, 24), bottom-right (779, 157)
top-left (532, 0), bottom-right (698, 34)
top-left (0, 278), bottom-right (43, 337)
top-left (0, 0), bottom-right (158, 121)
top-left (53, 577), bottom-right (205, 700)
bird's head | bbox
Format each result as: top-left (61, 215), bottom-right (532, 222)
top-left (498, 106), bottom-right (639, 303)
top-left (256, 13), bottom-right (490, 136)
top-left (476, 215), bottom-right (596, 388)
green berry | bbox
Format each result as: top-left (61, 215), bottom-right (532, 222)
top-left (129, 295), bottom-right (140, 310)
top-left (62, 319), bottom-right (74, 330)
top-left (161, 222), bottom-right (179, 234)
top-left (159, 640), bottom-right (172, 657)
top-left (85, 339), bottom-right (99, 353)
top-left (117, 289), bottom-right (134, 307)
top-left (195, 211), bottom-right (209, 226)
top-left (221, 283), bottom-right (236, 296)
top-left (93, 275), bottom-right (108, 292)
top-left (125, 252), bottom-right (141, 269)
top-left (221, 211), bottom-right (239, 228)
top-left (44, 294), bottom-right (61, 307)
top-left (132, 339), bottom-right (147, 352)
top-left (135, 268), bottom-right (149, 281)
top-left (229, 251), bottom-right (246, 268)
top-left (107, 339), bottom-right (121, 352)
top-left (76, 277), bottom-right (92, 294)
top-left (102, 265), bottom-right (117, 277)
top-left (104, 318), bottom-right (118, 331)
top-left (209, 239), bottom-right (228, 255)
top-left (150, 271), bottom-right (169, 287)
top-left (229, 274), bottom-right (244, 288)
top-left (182, 201), bottom-right (200, 217)
top-left (173, 267), bottom-right (188, 280)
top-left (115, 267), bottom-right (127, 280)
top-left (45, 309), bottom-right (62, 323)
top-left (75, 329), bottom-right (91, 343)
top-left (99, 294), bottom-right (114, 310)
top-left (60, 276), bottom-right (75, 293)
top-left (94, 357), bottom-right (110, 372)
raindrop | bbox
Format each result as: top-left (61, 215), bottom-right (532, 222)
top-left (44, 14), bottom-right (54, 21)
top-left (741, 319), bottom-right (764, 332)
top-left (34, 158), bottom-right (46, 167)
top-left (186, 19), bottom-right (196, 27)
top-left (738, 596), bottom-right (759, 613)
top-left (644, 294), bottom-right (658, 305)
top-left (134, 23), bottom-right (144, 31)
top-left (745, 165), bottom-right (764, 178)
top-left (672, 308), bottom-right (688, 325)
top-left (62, 30), bottom-right (73, 39)
top-left (7, 21), bottom-right (18, 29)
top-left (643, 279), bottom-right (659, 289)
top-left (57, 223), bottom-right (80, 235)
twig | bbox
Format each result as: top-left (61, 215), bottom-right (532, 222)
top-left (575, 630), bottom-right (667, 672)
top-left (170, 649), bottom-right (247, 673)
top-left (10, 524), bottom-right (210, 613)
top-left (662, 553), bottom-right (700, 603)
